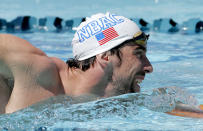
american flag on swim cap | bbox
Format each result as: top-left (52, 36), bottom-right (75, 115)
top-left (95, 27), bottom-right (119, 45)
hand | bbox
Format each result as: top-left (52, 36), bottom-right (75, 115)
top-left (151, 86), bottom-right (203, 118)
top-left (166, 103), bottom-right (203, 118)
top-left (152, 86), bottom-right (198, 106)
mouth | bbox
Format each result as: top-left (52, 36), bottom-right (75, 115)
top-left (133, 77), bottom-right (144, 92)
top-left (114, 75), bottom-right (145, 95)
top-left (135, 79), bottom-right (142, 89)
top-left (135, 79), bottom-right (143, 84)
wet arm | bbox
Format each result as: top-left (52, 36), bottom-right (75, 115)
top-left (0, 34), bottom-right (46, 59)
top-left (0, 34), bottom-right (46, 77)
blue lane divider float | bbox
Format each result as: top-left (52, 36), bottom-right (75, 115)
top-left (0, 18), bottom-right (7, 31)
top-left (152, 18), bottom-right (179, 33)
top-left (38, 16), bottom-right (64, 32)
top-left (131, 18), bottom-right (151, 32)
top-left (6, 16), bottom-right (37, 33)
top-left (181, 18), bottom-right (203, 34)
top-left (0, 16), bottom-right (202, 34)
top-left (65, 17), bottom-right (85, 31)
top-left (196, 21), bottom-right (203, 33)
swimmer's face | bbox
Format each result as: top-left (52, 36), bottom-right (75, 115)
top-left (104, 42), bottom-right (153, 97)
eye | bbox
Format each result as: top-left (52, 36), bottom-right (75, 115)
top-left (133, 50), bottom-right (144, 59)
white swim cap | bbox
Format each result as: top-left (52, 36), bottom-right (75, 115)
top-left (72, 12), bottom-right (141, 61)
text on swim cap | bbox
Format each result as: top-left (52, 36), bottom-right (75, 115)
top-left (77, 13), bottom-right (124, 43)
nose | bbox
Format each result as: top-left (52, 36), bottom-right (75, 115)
top-left (143, 56), bottom-right (153, 73)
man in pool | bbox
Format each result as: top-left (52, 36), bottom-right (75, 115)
top-left (0, 13), bottom-right (203, 117)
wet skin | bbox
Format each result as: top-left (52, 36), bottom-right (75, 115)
top-left (1, 34), bottom-right (203, 118)
top-left (102, 43), bottom-right (153, 97)
top-left (0, 34), bottom-right (152, 113)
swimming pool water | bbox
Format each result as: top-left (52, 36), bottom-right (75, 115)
top-left (0, 0), bottom-right (203, 130)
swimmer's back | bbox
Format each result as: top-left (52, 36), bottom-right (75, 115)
top-left (0, 34), bottom-right (65, 113)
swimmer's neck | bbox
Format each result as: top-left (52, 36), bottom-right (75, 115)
top-left (64, 60), bottom-right (110, 97)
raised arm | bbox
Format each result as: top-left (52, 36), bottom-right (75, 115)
top-left (0, 34), bottom-right (63, 113)
top-left (0, 34), bottom-right (46, 57)
top-left (0, 34), bottom-right (47, 78)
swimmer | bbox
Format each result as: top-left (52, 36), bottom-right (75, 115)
top-left (0, 13), bottom-right (202, 117)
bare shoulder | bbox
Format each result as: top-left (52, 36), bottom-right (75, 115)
top-left (50, 57), bottom-right (68, 69)
top-left (0, 35), bottom-right (67, 113)
top-left (49, 57), bottom-right (70, 78)
top-left (5, 55), bottom-right (65, 112)
top-left (0, 34), bottom-right (64, 89)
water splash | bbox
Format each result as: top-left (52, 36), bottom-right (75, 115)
top-left (0, 87), bottom-right (198, 130)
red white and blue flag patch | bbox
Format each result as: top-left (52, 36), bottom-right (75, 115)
top-left (95, 27), bottom-right (119, 45)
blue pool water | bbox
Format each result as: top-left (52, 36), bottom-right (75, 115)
top-left (0, 0), bottom-right (203, 130)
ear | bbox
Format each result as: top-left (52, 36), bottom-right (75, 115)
top-left (96, 52), bottom-right (111, 68)
top-left (96, 52), bottom-right (110, 61)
